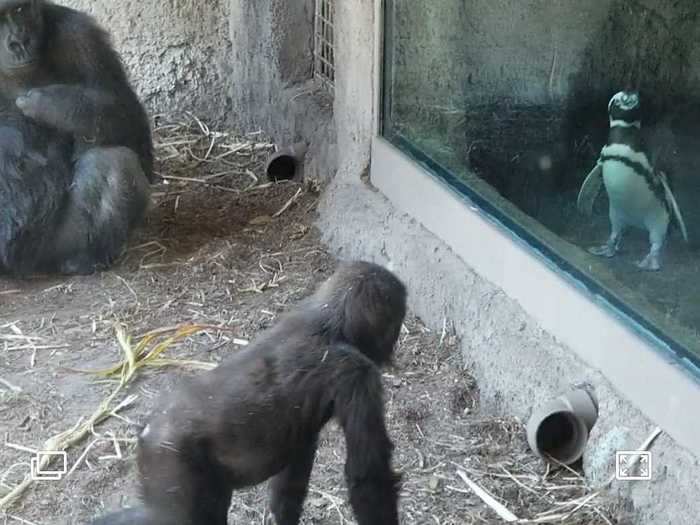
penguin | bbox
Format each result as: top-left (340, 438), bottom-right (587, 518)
top-left (576, 90), bottom-right (688, 271)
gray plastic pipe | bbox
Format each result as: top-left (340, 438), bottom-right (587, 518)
top-left (265, 142), bottom-right (308, 181)
top-left (526, 386), bottom-right (599, 465)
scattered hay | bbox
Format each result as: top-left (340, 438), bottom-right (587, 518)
top-left (71, 323), bottom-right (245, 379)
top-left (0, 114), bottom-right (331, 523)
top-left (1, 321), bottom-right (69, 370)
top-left (0, 323), bottom-right (229, 511)
top-left (0, 378), bottom-right (21, 393)
top-left (0, 115), bottom-right (626, 524)
top-left (357, 316), bottom-right (623, 525)
top-left (115, 112), bottom-right (322, 291)
top-left (152, 112), bottom-right (276, 193)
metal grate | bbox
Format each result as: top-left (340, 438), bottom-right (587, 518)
top-left (314, 0), bottom-right (335, 92)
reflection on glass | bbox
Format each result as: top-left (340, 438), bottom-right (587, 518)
top-left (382, 0), bottom-right (700, 360)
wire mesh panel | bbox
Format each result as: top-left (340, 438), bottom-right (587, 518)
top-left (314, 0), bottom-right (335, 92)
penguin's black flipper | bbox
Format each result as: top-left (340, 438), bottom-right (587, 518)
top-left (576, 161), bottom-right (603, 216)
top-left (658, 170), bottom-right (689, 243)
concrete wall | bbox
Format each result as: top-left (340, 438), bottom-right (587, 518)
top-left (62, 0), bottom-right (232, 121)
top-left (389, 0), bottom-right (700, 110)
top-left (226, 0), bottom-right (337, 181)
top-left (314, 1), bottom-right (700, 524)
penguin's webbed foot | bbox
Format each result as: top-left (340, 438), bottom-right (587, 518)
top-left (636, 253), bottom-right (661, 271)
top-left (589, 244), bottom-right (618, 258)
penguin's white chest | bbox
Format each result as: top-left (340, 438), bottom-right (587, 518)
top-left (601, 160), bottom-right (664, 227)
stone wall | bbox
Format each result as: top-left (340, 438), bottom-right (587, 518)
top-left (389, 0), bottom-right (700, 109)
top-left (60, 0), bottom-right (337, 176)
top-left (62, 0), bottom-right (232, 121)
top-left (226, 0), bottom-right (337, 181)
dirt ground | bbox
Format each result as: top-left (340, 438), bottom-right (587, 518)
top-left (1, 117), bottom-right (621, 524)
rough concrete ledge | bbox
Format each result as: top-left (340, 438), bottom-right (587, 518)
top-left (317, 177), bottom-right (700, 525)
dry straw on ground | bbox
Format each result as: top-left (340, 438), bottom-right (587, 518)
top-left (0, 323), bottom-right (219, 510)
top-left (1, 115), bottom-right (627, 524)
top-left (150, 112), bottom-right (291, 198)
top-left (1, 114), bottom-right (327, 523)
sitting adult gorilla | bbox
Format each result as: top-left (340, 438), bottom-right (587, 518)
top-left (0, 0), bottom-right (153, 276)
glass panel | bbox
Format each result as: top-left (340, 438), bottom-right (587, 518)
top-left (381, 0), bottom-right (700, 365)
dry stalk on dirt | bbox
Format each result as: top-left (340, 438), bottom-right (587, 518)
top-left (151, 112), bottom-right (276, 193)
top-left (0, 323), bottom-right (218, 510)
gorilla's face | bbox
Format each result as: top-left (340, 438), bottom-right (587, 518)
top-left (0, 1), bottom-right (43, 75)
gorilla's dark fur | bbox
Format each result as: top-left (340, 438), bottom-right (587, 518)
top-left (0, 0), bottom-right (152, 277)
top-left (92, 261), bottom-right (406, 525)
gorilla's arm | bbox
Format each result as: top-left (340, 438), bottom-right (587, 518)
top-left (269, 438), bottom-right (319, 524)
top-left (16, 84), bottom-right (123, 137)
top-left (334, 349), bottom-right (401, 525)
top-left (15, 5), bottom-right (150, 152)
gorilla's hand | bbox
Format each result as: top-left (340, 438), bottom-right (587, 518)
top-left (16, 87), bottom-right (56, 123)
top-left (16, 85), bottom-right (82, 129)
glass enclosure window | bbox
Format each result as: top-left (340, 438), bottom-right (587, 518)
top-left (381, 0), bottom-right (700, 366)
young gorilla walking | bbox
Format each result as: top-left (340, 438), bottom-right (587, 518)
top-left (92, 260), bottom-right (406, 525)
